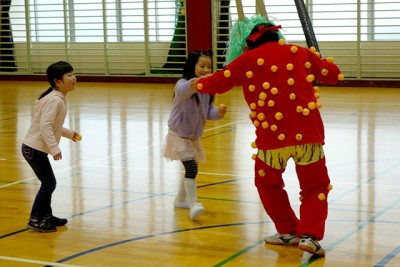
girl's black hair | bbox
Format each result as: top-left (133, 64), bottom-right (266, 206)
top-left (39, 61), bottom-right (74, 100)
top-left (182, 50), bottom-right (213, 80)
top-left (174, 50), bottom-right (215, 105)
top-left (246, 23), bottom-right (280, 51)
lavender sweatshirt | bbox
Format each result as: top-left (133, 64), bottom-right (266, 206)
top-left (167, 78), bottom-right (222, 139)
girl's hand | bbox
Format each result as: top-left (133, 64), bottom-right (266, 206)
top-left (53, 152), bottom-right (62, 161)
top-left (190, 78), bottom-right (198, 92)
top-left (218, 103), bottom-right (227, 116)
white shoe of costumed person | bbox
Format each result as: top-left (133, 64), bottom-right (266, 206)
top-left (264, 232), bottom-right (299, 245)
top-left (298, 235), bottom-right (326, 256)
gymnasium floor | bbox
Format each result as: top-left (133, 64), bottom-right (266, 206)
top-left (0, 81), bottom-right (399, 266)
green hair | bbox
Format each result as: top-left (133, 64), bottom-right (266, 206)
top-left (225, 16), bottom-right (285, 65)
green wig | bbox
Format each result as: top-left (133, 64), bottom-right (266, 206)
top-left (224, 16), bottom-right (285, 65)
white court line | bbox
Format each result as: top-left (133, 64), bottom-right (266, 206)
top-left (0, 121), bottom-right (244, 189)
top-left (81, 165), bottom-right (253, 179)
top-left (0, 177), bottom-right (37, 189)
top-left (0, 164), bottom-right (84, 189)
top-left (204, 120), bottom-right (243, 131)
top-left (0, 255), bottom-right (84, 267)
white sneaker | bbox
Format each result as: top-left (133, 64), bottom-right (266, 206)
top-left (189, 203), bottom-right (205, 220)
top-left (174, 198), bottom-right (190, 208)
top-left (298, 235), bottom-right (326, 256)
top-left (264, 232), bottom-right (299, 245)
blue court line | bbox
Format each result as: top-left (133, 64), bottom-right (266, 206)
top-left (325, 196), bottom-right (400, 267)
top-left (51, 221), bottom-right (269, 265)
top-left (0, 193), bottom-right (162, 240)
top-left (0, 228), bottom-right (29, 238)
top-left (329, 162), bottom-right (400, 205)
top-left (0, 178), bottom-right (247, 240)
top-left (213, 223), bottom-right (400, 267)
top-left (1, 161), bottom-right (399, 265)
top-left (325, 163), bottom-right (400, 267)
top-left (374, 246), bottom-right (400, 267)
top-left (209, 161), bottom-right (400, 267)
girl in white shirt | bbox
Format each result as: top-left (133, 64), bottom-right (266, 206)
top-left (22, 61), bottom-right (81, 232)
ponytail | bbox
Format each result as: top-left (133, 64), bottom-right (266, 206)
top-left (38, 87), bottom-right (54, 100)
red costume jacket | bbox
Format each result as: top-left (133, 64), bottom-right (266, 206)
top-left (197, 41), bottom-right (342, 150)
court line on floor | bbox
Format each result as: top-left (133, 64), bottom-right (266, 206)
top-left (212, 239), bottom-right (265, 267)
top-left (1, 173), bottom-right (399, 265)
top-left (2, 161), bottom-right (397, 231)
top-left (3, 124), bottom-right (399, 265)
top-left (50, 216), bottom-right (400, 267)
top-left (213, 238), bottom-right (322, 267)
top-left (212, 163), bottom-right (400, 267)
top-left (374, 245), bottom-right (400, 267)
top-left (330, 195), bottom-right (400, 267)
top-left (51, 221), bottom-right (270, 264)
top-left (0, 169), bottom-right (73, 189)
top-left (0, 121), bottom-right (243, 190)
top-left (0, 183), bottom-right (251, 240)
top-left (316, 162), bottom-right (400, 267)
top-left (0, 255), bottom-right (84, 267)
top-left (329, 162), bottom-right (400, 205)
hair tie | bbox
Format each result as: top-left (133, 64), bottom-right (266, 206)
top-left (246, 25), bottom-right (282, 42)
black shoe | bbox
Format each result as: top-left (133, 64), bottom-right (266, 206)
top-left (47, 216), bottom-right (68, 226)
top-left (27, 219), bottom-right (57, 233)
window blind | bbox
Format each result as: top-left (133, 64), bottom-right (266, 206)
top-left (1, 0), bottom-right (186, 76)
top-left (212, 0), bottom-right (400, 79)
top-left (1, 0), bottom-right (400, 79)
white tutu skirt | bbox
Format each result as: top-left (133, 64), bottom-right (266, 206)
top-left (163, 132), bottom-right (206, 163)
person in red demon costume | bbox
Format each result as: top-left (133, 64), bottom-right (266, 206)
top-left (196, 21), bottom-right (344, 256)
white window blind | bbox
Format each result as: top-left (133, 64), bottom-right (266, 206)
top-left (212, 0), bottom-right (400, 79)
top-left (1, 0), bottom-right (186, 75)
top-left (1, 0), bottom-right (400, 79)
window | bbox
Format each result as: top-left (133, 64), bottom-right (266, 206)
top-left (213, 0), bottom-right (400, 79)
top-left (10, 0), bottom-right (180, 42)
top-left (226, 0), bottom-right (400, 41)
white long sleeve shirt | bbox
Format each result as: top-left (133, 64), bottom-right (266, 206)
top-left (23, 89), bottom-right (74, 156)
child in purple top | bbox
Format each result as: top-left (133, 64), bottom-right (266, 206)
top-left (163, 50), bottom-right (227, 220)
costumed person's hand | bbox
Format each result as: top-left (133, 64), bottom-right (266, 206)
top-left (190, 78), bottom-right (198, 92)
top-left (73, 132), bottom-right (82, 142)
top-left (53, 152), bottom-right (62, 161)
top-left (218, 103), bottom-right (227, 116)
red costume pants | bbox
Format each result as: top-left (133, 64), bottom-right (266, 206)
top-left (255, 156), bottom-right (330, 240)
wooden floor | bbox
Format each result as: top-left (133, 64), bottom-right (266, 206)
top-left (0, 81), bottom-right (399, 267)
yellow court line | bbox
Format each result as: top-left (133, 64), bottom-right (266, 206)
top-left (0, 255), bottom-right (84, 267)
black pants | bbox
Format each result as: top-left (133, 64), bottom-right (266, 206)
top-left (21, 144), bottom-right (56, 219)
